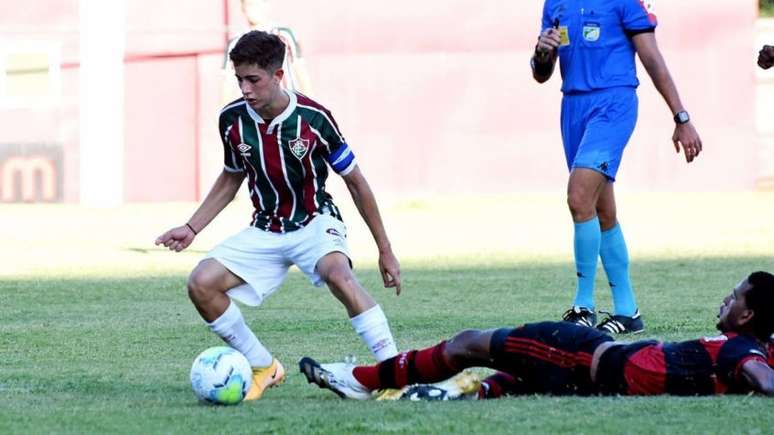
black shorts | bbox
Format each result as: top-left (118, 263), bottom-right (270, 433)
top-left (489, 321), bottom-right (614, 396)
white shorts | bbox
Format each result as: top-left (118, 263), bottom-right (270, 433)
top-left (205, 214), bottom-right (350, 307)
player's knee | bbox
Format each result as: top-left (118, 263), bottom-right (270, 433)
top-left (597, 208), bottom-right (616, 229)
top-left (187, 269), bottom-right (217, 303)
top-left (445, 329), bottom-right (487, 363)
top-left (324, 266), bottom-right (358, 295)
top-left (567, 191), bottom-right (594, 220)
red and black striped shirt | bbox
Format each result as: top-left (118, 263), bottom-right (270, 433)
top-left (597, 333), bottom-right (768, 395)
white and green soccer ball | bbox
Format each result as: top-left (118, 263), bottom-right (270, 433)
top-left (190, 346), bottom-right (252, 405)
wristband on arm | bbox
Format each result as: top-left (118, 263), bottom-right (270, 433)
top-left (186, 223), bottom-right (198, 235)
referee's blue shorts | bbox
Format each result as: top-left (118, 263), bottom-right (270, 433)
top-left (560, 86), bottom-right (638, 181)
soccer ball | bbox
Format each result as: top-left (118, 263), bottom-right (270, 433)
top-left (190, 346), bottom-right (253, 405)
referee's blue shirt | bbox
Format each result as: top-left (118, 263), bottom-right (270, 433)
top-left (542, 0), bottom-right (658, 94)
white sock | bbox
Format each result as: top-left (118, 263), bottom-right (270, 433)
top-left (350, 304), bottom-right (398, 361)
top-left (207, 300), bottom-right (273, 368)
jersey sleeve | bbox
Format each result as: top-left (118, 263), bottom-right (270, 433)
top-left (317, 111), bottom-right (357, 177)
top-left (541, 1), bottom-right (552, 33)
top-left (219, 112), bottom-right (245, 173)
top-left (716, 336), bottom-right (768, 385)
top-left (620, 0), bottom-right (657, 34)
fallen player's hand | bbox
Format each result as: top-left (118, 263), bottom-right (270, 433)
top-left (378, 250), bottom-right (402, 295)
top-left (672, 122), bottom-right (702, 163)
top-left (155, 225), bottom-right (196, 252)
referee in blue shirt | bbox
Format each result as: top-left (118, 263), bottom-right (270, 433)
top-left (531, 0), bottom-right (702, 334)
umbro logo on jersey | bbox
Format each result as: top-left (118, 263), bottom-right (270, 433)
top-left (237, 143), bottom-right (251, 156)
top-left (289, 138), bottom-right (310, 160)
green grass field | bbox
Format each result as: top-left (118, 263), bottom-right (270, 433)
top-left (2, 193), bottom-right (773, 434)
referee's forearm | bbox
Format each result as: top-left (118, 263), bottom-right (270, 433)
top-left (645, 60), bottom-right (685, 115)
top-left (531, 53), bottom-right (556, 83)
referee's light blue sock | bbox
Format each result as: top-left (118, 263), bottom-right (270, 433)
top-left (573, 217), bottom-right (601, 310)
top-left (600, 223), bottom-right (637, 317)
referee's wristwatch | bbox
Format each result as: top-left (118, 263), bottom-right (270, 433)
top-left (674, 111), bottom-right (690, 125)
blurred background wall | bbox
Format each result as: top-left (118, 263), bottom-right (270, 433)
top-left (0, 0), bottom-right (770, 204)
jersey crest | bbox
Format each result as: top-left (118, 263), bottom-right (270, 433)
top-left (289, 137), bottom-right (310, 160)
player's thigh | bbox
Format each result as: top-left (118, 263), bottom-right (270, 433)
top-left (205, 227), bottom-right (292, 306)
top-left (489, 322), bottom-right (612, 395)
top-left (572, 89), bottom-right (638, 181)
top-left (560, 95), bottom-right (587, 172)
top-left (288, 215), bottom-right (353, 288)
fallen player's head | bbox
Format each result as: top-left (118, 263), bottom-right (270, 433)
top-left (717, 271), bottom-right (774, 341)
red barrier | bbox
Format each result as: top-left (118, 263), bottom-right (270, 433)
top-left (0, 0), bottom-right (762, 202)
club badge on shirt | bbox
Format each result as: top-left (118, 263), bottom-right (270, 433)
top-left (582, 22), bottom-right (600, 42)
top-left (289, 138), bottom-right (310, 160)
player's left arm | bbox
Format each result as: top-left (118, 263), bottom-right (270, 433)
top-left (342, 166), bottom-right (402, 295)
top-left (632, 33), bottom-right (703, 163)
top-left (740, 359), bottom-right (774, 396)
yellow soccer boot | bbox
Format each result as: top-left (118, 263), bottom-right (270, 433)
top-left (244, 358), bottom-right (285, 401)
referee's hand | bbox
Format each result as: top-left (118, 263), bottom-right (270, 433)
top-left (672, 122), bottom-right (703, 163)
top-left (536, 29), bottom-right (561, 60)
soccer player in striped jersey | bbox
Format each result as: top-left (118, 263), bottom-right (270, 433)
top-left (156, 30), bottom-right (401, 401)
top-left (301, 271), bottom-right (774, 399)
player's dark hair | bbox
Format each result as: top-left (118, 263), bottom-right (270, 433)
top-left (745, 271), bottom-right (774, 341)
top-left (229, 30), bottom-right (285, 70)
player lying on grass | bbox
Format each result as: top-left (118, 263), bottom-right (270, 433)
top-left (301, 271), bottom-right (774, 399)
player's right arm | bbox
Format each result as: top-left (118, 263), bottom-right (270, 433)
top-left (155, 170), bottom-right (245, 252)
top-left (740, 359), bottom-right (774, 396)
top-left (156, 110), bottom-right (247, 252)
top-left (531, 29), bottom-right (560, 83)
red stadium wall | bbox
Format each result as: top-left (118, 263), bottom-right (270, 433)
top-left (0, 0), bottom-right (762, 203)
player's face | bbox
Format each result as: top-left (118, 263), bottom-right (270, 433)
top-left (234, 63), bottom-right (283, 113)
top-left (716, 278), bottom-right (753, 333)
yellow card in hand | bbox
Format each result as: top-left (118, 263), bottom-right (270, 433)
top-left (558, 26), bottom-right (570, 46)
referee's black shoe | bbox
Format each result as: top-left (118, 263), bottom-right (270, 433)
top-left (561, 306), bottom-right (597, 328)
top-left (596, 310), bottom-right (645, 335)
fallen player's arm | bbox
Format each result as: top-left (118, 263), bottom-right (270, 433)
top-left (740, 359), bottom-right (774, 396)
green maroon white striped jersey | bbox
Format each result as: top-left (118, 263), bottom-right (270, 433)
top-left (219, 90), bottom-right (357, 233)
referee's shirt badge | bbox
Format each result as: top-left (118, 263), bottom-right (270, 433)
top-left (582, 23), bottom-right (600, 42)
